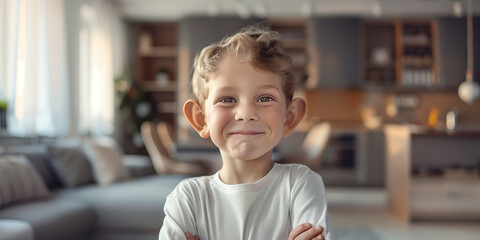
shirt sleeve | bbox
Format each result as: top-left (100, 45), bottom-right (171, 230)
top-left (290, 169), bottom-right (336, 240)
top-left (158, 185), bottom-right (198, 240)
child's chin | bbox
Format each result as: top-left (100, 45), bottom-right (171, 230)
top-left (231, 150), bottom-right (271, 162)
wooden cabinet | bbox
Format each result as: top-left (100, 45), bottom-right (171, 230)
top-left (120, 22), bottom-right (179, 154)
top-left (134, 22), bottom-right (178, 125)
top-left (400, 21), bottom-right (437, 87)
top-left (364, 20), bottom-right (438, 88)
top-left (385, 124), bottom-right (480, 222)
top-left (364, 21), bottom-right (397, 86)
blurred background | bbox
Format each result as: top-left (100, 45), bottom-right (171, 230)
top-left (1, 0), bottom-right (480, 239)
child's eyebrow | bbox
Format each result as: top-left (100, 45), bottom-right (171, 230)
top-left (214, 85), bottom-right (281, 93)
top-left (215, 86), bottom-right (235, 92)
top-left (258, 85), bottom-right (282, 92)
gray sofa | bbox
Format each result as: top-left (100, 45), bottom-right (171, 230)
top-left (0, 140), bottom-right (189, 240)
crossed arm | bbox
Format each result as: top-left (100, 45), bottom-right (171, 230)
top-left (185, 223), bottom-right (325, 240)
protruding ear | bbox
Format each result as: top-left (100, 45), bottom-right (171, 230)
top-left (183, 99), bottom-right (210, 138)
top-left (283, 98), bottom-right (306, 137)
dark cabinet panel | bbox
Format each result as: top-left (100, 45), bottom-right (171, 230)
top-left (436, 16), bottom-right (480, 89)
top-left (436, 17), bottom-right (467, 88)
top-left (312, 17), bottom-right (362, 88)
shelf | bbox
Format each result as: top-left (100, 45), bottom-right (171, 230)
top-left (137, 81), bottom-right (176, 92)
top-left (365, 63), bottom-right (396, 69)
top-left (139, 46), bottom-right (178, 57)
top-left (137, 57), bottom-right (177, 83)
top-left (363, 20), bottom-right (437, 87)
top-left (402, 44), bottom-right (432, 48)
top-left (125, 22), bottom-right (179, 155)
top-left (157, 102), bottom-right (177, 114)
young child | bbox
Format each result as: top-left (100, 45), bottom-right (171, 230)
top-left (159, 25), bottom-right (335, 240)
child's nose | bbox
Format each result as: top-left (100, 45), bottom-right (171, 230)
top-left (234, 103), bottom-right (258, 122)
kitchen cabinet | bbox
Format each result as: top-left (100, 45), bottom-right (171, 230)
top-left (311, 17), bottom-right (362, 88)
top-left (385, 124), bottom-right (480, 222)
top-left (436, 17), bottom-right (467, 88)
top-left (363, 19), bottom-right (438, 88)
top-left (437, 17), bottom-right (480, 88)
top-left (362, 17), bottom-right (480, 90)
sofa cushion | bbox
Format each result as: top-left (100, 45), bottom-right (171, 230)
top-left (83, 137), bottom-right (131, 186)
top-left (0, 219), bottom-right (34, 240)
top-left (47, 145), bottom-right (93, 188)
top-left (56, 174), bottom-right (188, 233)
top-left (22, 152), bottom-right (61, 189)
top-left (3, 144), bottom-right (60, 189)
top-left (122, 154), bottom-right (155, 178)
top-left (0, 198), bottom-right (95, 240)
top-left (0, 155), bottom-right (50, 208)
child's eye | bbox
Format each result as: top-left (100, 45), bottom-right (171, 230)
top-left (218, 97), bottom-right (236, 103)
top-left (258, 96), bottom-right (275, 102)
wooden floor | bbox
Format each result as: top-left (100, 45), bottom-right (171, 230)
top-left (327, 188), bottom-right (480, 240)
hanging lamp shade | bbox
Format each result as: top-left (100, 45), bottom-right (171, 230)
top-left (458, 73), bottom-right (480, 105)
top-left (458, 0), bottom-right (479, 105)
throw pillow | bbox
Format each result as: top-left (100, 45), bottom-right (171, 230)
top-left (47, 145), bottom-right (93, 188)
top-left (0, 155), bottom-right (50, 207)
top-left (83, 137), bottom-right (131, 186)
top-left (4, 144), bottom-right (61, 189)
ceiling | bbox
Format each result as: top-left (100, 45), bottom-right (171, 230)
top-left (111, 0), bottom-right (480, 21)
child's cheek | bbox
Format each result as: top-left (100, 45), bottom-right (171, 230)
top-left (208, 108), bottom-right (230, 140)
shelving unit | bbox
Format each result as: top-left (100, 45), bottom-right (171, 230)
top-left (364, 21), bottom-right (397, 85)
top-left (268, 19), bottom-right (315, 90)
top-left (399, 21), bottom-right (437, 87)
top-left (363, 20), bottom-right (437, 87)
top-left (135, 22), bottom-right (178, 127)
top-left (121, 22), bottom-right (179, 154)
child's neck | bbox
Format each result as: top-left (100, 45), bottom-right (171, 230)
top-left (218, 151), bottom-right (274, 185)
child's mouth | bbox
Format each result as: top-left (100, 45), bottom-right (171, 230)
top-left (230, 131), bottom-right (264, 136)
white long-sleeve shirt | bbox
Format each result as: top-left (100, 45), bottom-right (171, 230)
top-left (159, 163), bottom-right (335, 240)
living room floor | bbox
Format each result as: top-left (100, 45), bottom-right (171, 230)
top-left (327, 188), bottom-right (480, 240)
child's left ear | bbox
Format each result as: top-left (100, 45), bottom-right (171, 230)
top-left (283, 98), bottom-right (306, 137)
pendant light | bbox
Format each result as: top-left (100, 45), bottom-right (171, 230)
top-left (458, 0), bottom-right (480, 105)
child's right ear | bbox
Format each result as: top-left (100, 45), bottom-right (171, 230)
top-left (183, 99), bottom-right (210, 138)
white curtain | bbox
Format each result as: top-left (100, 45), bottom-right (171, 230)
top-left (1, 0), bottom-right (126, 137)
top-left (1, 0), bottom-right (69, 137)
top-left (77, 0), bottom-right (126, 137)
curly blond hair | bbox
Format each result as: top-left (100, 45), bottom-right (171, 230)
top-left (191, 25), bottom-right (296, 105)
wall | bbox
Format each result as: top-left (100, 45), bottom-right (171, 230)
top-left (305, 89), bottom-right (480, 128)
top-left (304, 89), bottom-right (364, 124)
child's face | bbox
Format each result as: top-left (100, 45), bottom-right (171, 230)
top-left (203, 56), bottom-right (288, 161)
